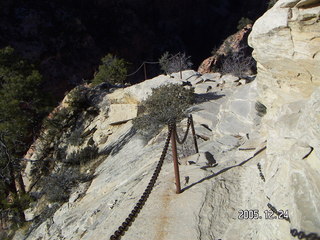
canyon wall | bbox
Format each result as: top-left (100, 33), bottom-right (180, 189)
top-left (249, 0), bottom-right (320, 235)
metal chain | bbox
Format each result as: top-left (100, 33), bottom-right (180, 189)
top-left (267, 203), bottom-right (320, 239)
top-left (109, 122), bottom-right (174, 240)
top-left (175, 116), bottom-right (191, 145)
top-left (291, 229), bottom-right (320, 240)
top-left (257, 163), bottom-right (265, 182)
top-left (267, 203), bottom-right (290, 222)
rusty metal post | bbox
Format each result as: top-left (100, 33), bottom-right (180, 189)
top-left (171, 123), bottom-right (181, 194)
top-left (143, 62), bottom-right (147, 80)
top-left (179, 53), bottom-right (182, 80)
top-left (190, 115), bottom-right (199, 153)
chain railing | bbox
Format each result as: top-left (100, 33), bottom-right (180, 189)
top-left (175, 115), bottom-right (198, 152)
top-left (109, 115), bottom-right (199, 239)
top-left (290, 229), bottom-right (320, 240)
top-left (175, 117), bottom-right (191, 144)
top-left (125, 53), bottom-right (189, 80)
top-left (111, 114), bottom-right (319, 240)
top-left (109, 122), bottom-right (174, 240)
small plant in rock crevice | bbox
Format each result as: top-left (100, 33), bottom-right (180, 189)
top-left (237, 17), bottom-right (253, 30)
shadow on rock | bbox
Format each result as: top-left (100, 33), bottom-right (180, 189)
top-left (195, 93), bottom-right (225, 104)
top-left (181, 146), bottom-right (266, 192)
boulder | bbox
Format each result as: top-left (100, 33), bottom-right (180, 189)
top-left (107, 104), bottom-right (138, 125)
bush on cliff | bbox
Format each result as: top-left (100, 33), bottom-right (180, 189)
top-left (220, 50), bottom-right (256, 78)
top-left (133, 84), bottom-right (194, 136)
top-left (92, 53), bottom-right (129, 86)
top-left (159, 52), bottom-right (193, 75)
top-left (43, 167), bottom-right (92, 203)
top-left (237, 17), bottom-right (253, 30)
top-left (268, 0), bottom-right (278, 9)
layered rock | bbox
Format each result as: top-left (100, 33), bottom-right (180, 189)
top-left (248, 0), bottom-right (320, 117)
top-left (249, 0), bottom-right (320, 236)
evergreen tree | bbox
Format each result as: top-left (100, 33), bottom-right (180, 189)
top-left (92, 53), bottom-right (129, 86)
top-left (0, 46), bottom-right (49, 224)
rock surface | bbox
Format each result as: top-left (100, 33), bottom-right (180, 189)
top-left (248, 0), bottom-right (320, 117)
top-left (249, 0), bottom-right (320, 236)
top-left (17, 69), bottom-right (268, 240)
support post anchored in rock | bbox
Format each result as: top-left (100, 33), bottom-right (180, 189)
top-left (170, 122), bottom-right (181, 194)
top-left (190, 114), bottom-right (199, 154)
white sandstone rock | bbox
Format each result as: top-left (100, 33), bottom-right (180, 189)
top-left (107, 104), bottom-right (138, 125)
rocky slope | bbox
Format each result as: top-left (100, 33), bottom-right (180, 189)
top-left (11, 0), bottom-right (320, 239)
top-left (17, 70), bottom-right (266, 240)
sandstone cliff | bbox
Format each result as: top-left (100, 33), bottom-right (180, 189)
top-left (11, 0), bottom-right (320, 239)
top-left (248, 0), bottom-right (320, 237)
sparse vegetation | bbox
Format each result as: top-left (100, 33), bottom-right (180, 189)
top-left (65, 145), bottom-right (99, 165)
top-left (66, 86), bottom-right (91, 112)
top-left (68, 128), bottom-right (85, 146)
top-left (92, 53), bottom-right (129, 86)
top-left (211, 46), bottom-right (219, 56)
top-left (133, 84), bottom-right (194, 136)
top-left (220, 50), bottom-right (256, 78)
top-left (159, 52), bottom-right (193, 76)
top-left (268, 0), bottom-right (278, 9)
top-left (43, 168), bottom-right (92, 203)
top-left (237, 17), bottom-right (253, 30)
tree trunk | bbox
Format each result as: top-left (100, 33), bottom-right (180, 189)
top-left (1, 138), bottom-right (26, 223)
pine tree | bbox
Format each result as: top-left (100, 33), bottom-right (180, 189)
top-left (0, 46), bottom-right (49, 224)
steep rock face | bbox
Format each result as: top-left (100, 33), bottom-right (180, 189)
top-left (198, 24), bottom-right (253, 74)
top-left (249, 0), bottom-right (320, 236)
top-left (248, 0), bottom-right (320, 116)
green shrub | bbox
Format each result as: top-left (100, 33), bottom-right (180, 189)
top-left (0, 46), bottom-right (52, 222)
top-left (92, 53), bottom-right (129, 86)
top-left (65, 145), bottom-right (99, 165)
top-left (237, 17), bottom-right (253, 30)
top-left (133, 84), bottom-right (194, 136)
top-left (268, 0), bottom-right (278, 9)
top-left (43, 168), bottom-right (91, 203)
top-left (159, 52), bottom-right (193, 75)
top-left (220, 50), bottom-right (256, 78)
top-left (211, 46), bottom-right (219, 56)
top-left (68, 128), bottom-right (85, 146)
top-left (66, 86), bottom-right (90, 111)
